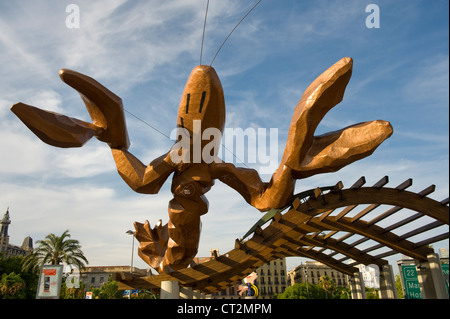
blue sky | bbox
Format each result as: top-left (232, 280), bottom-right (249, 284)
top-left (0, 0), bottom-right (448, 273)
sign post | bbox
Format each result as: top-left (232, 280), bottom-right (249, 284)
top-left (399, 258), bottom-right (449, 299)
top-left (441, 264), bottom-right (449, 294)
top-left (36, 265), bottom-right (64, 299)
top-left (400, 264), bottom-right (422, 299)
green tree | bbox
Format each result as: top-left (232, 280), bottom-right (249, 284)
top-left (86, 277), bottom-right (123, 299)
top-left (365, 287), bottom-right (380, 299)
top-left (0, 272), bottom-right (26, 299)
top-left (319, 275), bottom-right (336, 299)
top-left (98, 277), bottom-right (122, 299)
top-left (22, 230), bottom-right (88, 272)
top-left (278, 283), bottom-right (326, 299)
top-left (136, 290), bottom-right (158, 299)
top-left (60, 274), bottom-right (86, 299)
top-left (0, 255), bottom-right (39, 298)
top-left (333, 286), bottom-right (351, 299)
top-left (395, 274), bottom-right (404, 299)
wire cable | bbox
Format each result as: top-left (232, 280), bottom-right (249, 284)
top-left (124, 109), bottom-right (171, 140)
top-left (200, 0), bottom-right (210, 65)
top-left (125, 108), bottom-right (250, 167)
top-left (210, 0), bottom-right (263, 66)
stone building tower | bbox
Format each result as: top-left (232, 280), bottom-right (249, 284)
top-left (0, 208), bottom-right (11, 254)
top-left (0, 208), bottom-right (33, 257)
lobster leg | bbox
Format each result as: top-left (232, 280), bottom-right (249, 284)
top-left (209, 162), bottom-right (295, 212)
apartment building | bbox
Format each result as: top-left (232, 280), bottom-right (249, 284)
top-left (254, 258), bottom-right (288, 298)
top-left (287, 260), bottom-right (348, 287)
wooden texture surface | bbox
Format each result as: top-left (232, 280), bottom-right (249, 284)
top-left (114, 177), bottom-right (449, 293)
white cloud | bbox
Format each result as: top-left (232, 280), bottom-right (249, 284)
top-left (54, 144), bottom-right (116, 178)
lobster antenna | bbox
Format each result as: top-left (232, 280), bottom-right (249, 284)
top-left (210, 0), bottom-right (263, 66)
top-left (200, 0), bottom-right (210, 65)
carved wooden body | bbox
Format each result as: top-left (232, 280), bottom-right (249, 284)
top-left (11, 58), bottom-right (393, 273)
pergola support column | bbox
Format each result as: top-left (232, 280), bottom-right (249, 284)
top-left (160, 280), bottom-right (179, 299)
top-left (379, 264), bottom-right (397, 299)
top-left (349, 271), bottom-right (366, 299)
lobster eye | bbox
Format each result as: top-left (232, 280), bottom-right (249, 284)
top-left (199, 91), bottom-right (206, 113)
top-left (185, 94), bottom-right (190, 114)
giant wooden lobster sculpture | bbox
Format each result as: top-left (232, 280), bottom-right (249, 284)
top-left (11, 57), bottom-right (392, 273)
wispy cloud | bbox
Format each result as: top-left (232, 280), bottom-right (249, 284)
top-left (402, 54), bottom-right (449, 106)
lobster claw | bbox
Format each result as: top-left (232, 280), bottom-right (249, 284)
top-left (281, 57), bottom-right (393, 178)
top-left (10, 69), bottom-right (130, 150)
top-left (59, 69), bottom-right (130, 149)
top-left (11, 102), bottom-right (102, 148)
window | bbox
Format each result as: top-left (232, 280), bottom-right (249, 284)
top-left (91, 277), bottom-right (95, 284)
top-left (281, 270), bottom-right (285, 276)
top-left (100, 277), bottom-right (104, 283)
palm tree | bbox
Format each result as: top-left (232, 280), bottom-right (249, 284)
top-left (319, 275), bottom-right (335, 299)
top-left (22, 230), bottom-right (88, 272)
top-left (0, 272), bottom-right (27, 299)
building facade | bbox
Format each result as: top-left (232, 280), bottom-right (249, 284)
top-left (79, 266), bottom-right (150, 289)
top-left (195, 249), bottom-right (288, 299)
top-left (357, 264), bottom-right (380, 289)
top-left (0, 208), bottom-right (33, 258)
top-left (254, 258), bottom-right (288, 298)
top-left (288, 261), bottom-right (349, 287)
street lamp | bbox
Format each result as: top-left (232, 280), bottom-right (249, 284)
top-left (303, 266), bottom-right (310, 299)
top-left (126, 230), bottom-right (135, 274)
